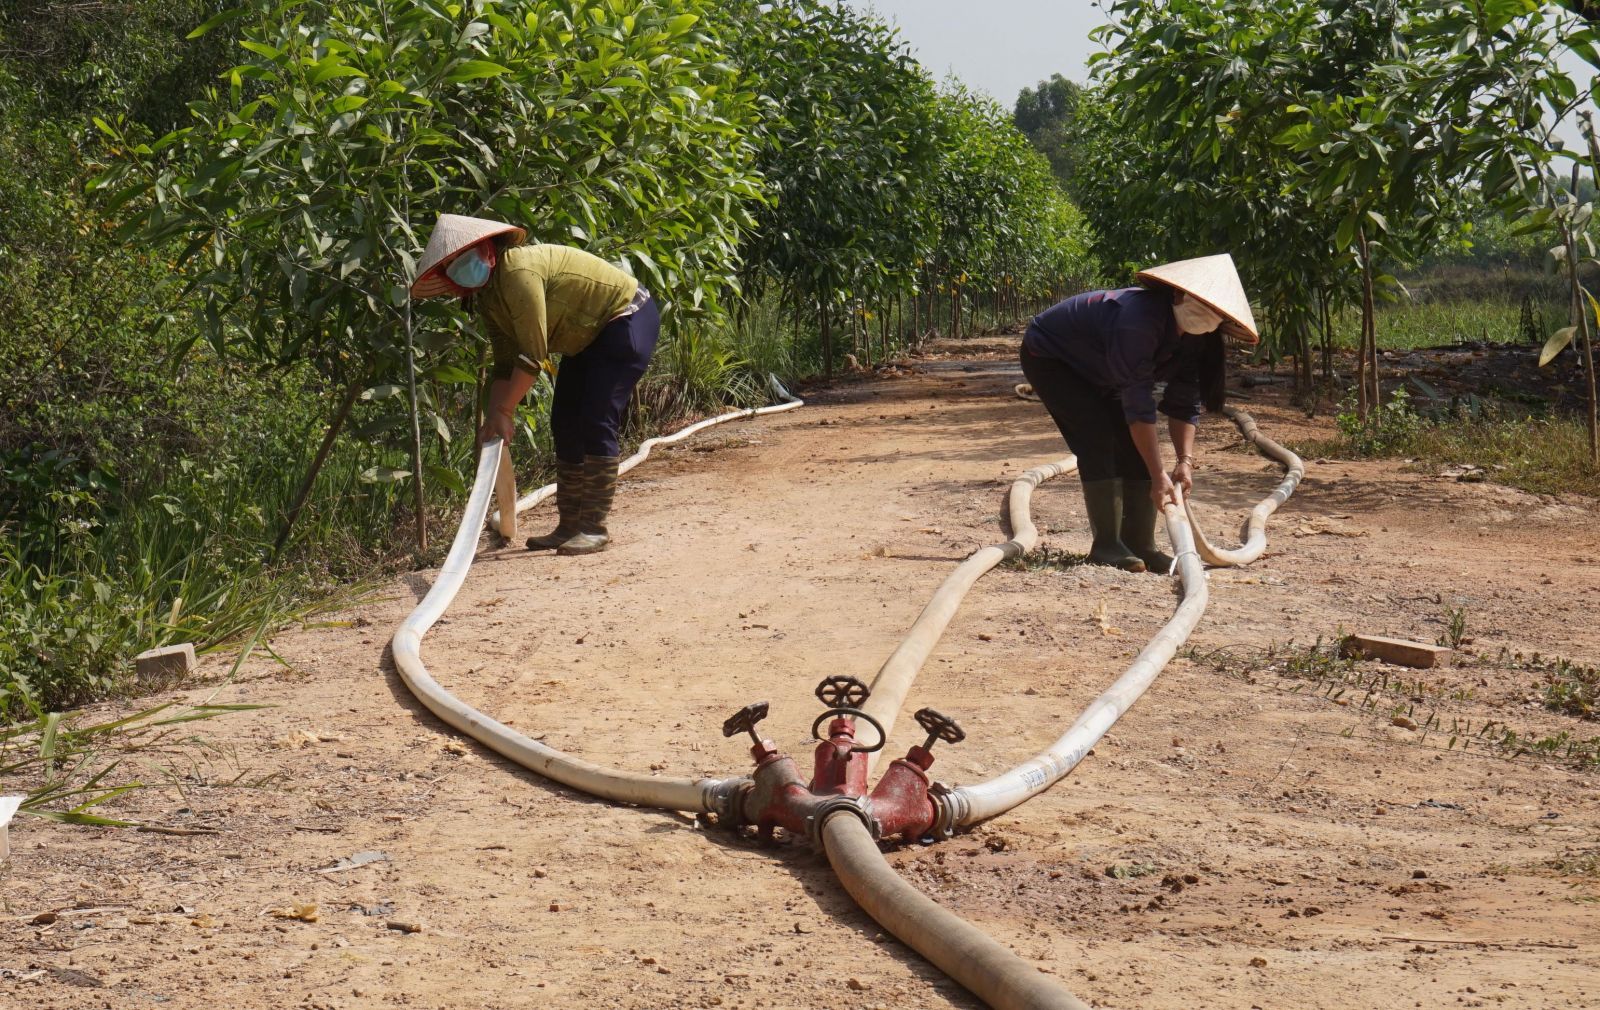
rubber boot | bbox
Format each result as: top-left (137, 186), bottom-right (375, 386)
top-left (1080, 480), bottom-right (1145, 572)
top-left (525, 460), bottom-right (583, 550)
top-left (556, 455), bottom-right (619, 556)
top-left (1121, 480), bottom-right (1174, 575)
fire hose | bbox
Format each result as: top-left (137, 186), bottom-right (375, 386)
top-left (388, 374), bottom-right (1303, 1010)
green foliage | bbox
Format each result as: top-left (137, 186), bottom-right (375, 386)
top-left (1311, 390), bottom-right (1600, 497)
top-left (716, 0), bottom-right (939, 309)
top-left (926, 85), bottom-right (1095, 306)
top-left (1331, 296), bottom-right (1557, 351)
top-left (1538, 657), bottom-right (1598, 720)
top-left (2, 699), bottom-right (263, 827)
top-left (1336, 387), bottom-right (1425, 455)
top-left (94, 0), bottom-right (761, 390)
top-left (1086, 0), bottom-right (1577, 395)
top-left (1013, 74), bottom-right (1082, 190)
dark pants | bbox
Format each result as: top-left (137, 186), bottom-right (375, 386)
top-left (1020, 337), bottom-right (1146, 482)
top-left (550, 295), bottom-right (660, 463)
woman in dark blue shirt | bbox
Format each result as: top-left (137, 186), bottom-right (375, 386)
top-left (1020, 254), bottom-right (1258, 573)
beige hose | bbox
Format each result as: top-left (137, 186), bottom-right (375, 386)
top-left (861, 460), bottom-right (1076, 775)
top-left (945, 499), bottom-right (1207, 825)
top-left (390, 379), bottom-right (1299, 1010)
top-left (391, 380), bottom-right (803, 813)
top-left (822, 812), bottom-right (1092, 1010)
top-left (1184, 405), bottom-right (1304, 566)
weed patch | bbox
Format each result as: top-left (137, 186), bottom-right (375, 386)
top-left (1192, 638), bottom-right (1600, 770)
top-left (1003, 546), bottom-right (1091, 572)
top-left (1297, 387), bottom-right (1600, 498)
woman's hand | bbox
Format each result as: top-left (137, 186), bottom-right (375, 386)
top-left (477, 408), bottom-right (515, 446)
top-left (1169, 458), bottom-right (1193, 496)
top-left (1150, 470), bottom-right (1181, 507)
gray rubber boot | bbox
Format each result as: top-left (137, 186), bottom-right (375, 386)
top-left (556, 455), bottom-right (619, 556)
top-left (525, 460), bottom-right (583, 550)
top-left (1081, 479), bottom-right (1145, 572)
top-left (1121, 480), bottom-right (1175, 574)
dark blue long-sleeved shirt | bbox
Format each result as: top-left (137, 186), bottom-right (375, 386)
top-left (1022, 286), bottom-right (1206, 425)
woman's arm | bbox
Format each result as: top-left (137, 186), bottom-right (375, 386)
top-left (478, 367), bottom-right (538, 445)
top-left (1168, 417), bottom-right (1196, 495)
top-left (1128, 421), bottom-right (1179, 506)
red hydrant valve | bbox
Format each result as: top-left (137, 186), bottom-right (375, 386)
top-left (723, 700), bottom-right (779, 763)
top-left (913, 707), bottom-right (966, 750)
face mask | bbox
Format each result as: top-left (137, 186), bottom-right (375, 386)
top-left (446, 245), bottom-right (493, 289)
top-left (1174, 296), bottom-right (1223, 335)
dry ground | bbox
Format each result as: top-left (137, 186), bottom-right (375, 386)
top-left (4, 337), bottom-right (1598, 1010)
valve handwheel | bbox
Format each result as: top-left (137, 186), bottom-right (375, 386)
top-left (722, 701), bottom-right (770, 745)
top-left (814, 675), bottom-right (870, 709)
top-left (810, 674), bottom-right (884, 753)
top-left (914, 707), bottom-right (966, 748)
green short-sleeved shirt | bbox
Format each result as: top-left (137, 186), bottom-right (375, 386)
top-left (479, 245), bottom-right (639, 376)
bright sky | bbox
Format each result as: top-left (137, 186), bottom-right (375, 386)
top-left (847, 0), bottom-right (1108, 107)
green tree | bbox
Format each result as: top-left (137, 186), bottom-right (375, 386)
top-left (1089, 0), bottom-right (1573, 410)
top-left (1013, 73), bottom-right (1082, 190)
top-left (712, 0), bottom-right (940, 374)
top-left (93, 0), bottom-right (763, 546)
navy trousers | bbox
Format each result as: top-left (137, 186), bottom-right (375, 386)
top-left (1020, 337), bottom-right (1147, 482)
top-left (549, 295), bottom-right (660, 463)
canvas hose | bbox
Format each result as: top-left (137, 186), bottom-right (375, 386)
top-left (388, 378), bottom-right (1301, 1009)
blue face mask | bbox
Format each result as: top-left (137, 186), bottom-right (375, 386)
top-left (446, 247), bottom-right (492, 289)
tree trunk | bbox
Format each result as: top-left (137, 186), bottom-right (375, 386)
top-left (1318, 287), bottom-right (1334, 385)
top-left (1580, 128), bottom-right (1600, 462)
top-left (271, 374), bottom-right (363, 560)
top-left (404, 300), bottom-right (427, 553)
top-left (1357, 228), bottom-right (1377, 419)
top-left (821, 298), bottom-right (833, 378)
top-left (1564, 184), bottom-right (1599, 464)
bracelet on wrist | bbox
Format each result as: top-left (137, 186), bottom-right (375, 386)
top-left (1176, 454), bottom-right (1196, 466)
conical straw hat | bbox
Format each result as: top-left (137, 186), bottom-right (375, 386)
top-left (1135, 253), bottom-right (1258, 345)
top-left (410, 213), bottom-right (526, 298)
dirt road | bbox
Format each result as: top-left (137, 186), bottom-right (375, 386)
top-left (4, 340), bottom-right (1597, 1010)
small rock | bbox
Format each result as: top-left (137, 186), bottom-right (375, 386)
top-left (1249, 957), bottom-right (1268, 968)
top-left (385, 920), bottom-right (422, 934)
top-left (135, 643), bottom-right (196, 684)
top-left (1412, 869), bottom-right (1428, 879)
top-left (847, 978), bottom-right (868, 991)
top-left (1391, 715), bottom-right (1419, 731)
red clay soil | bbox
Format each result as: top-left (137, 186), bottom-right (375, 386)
top-left (3, 336), bottom-right (1597, 1010)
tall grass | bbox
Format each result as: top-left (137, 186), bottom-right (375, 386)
top-left (1333, 295), bottom-right (1561, 351)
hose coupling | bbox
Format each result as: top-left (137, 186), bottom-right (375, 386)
top-left (699, 777), bottom-right (752, 827)
top-left (925, 782), bottom-right (966, 841)
top-left (806, 795), bottom-right (877, 849)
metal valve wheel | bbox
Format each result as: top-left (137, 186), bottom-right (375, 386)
top-left (722, 701), bottom-right (770, 742)
top-left (810, 675), bottom-right (884, 753)
top-left (814, 675), bottom-right (870, 709)
top-left (914, 707), bottom-right (966, 747)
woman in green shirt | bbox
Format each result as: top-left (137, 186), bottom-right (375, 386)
top-left (411, 214), bottom-right (658, 556)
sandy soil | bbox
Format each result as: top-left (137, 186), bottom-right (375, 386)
top-left (4, 337), bottom-right (1598, 1010)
